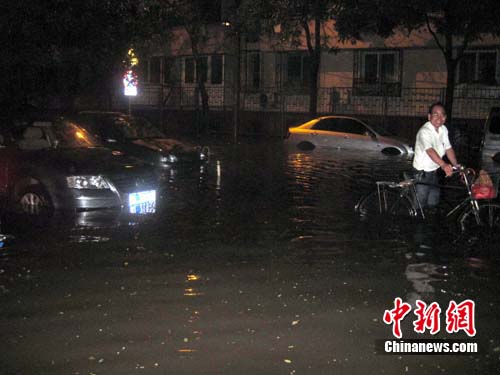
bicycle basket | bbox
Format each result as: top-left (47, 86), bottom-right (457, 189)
top-left (471, 170), bottom-right (498, 200)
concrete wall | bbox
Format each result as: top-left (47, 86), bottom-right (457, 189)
top-left (403, 49), bottom-right (447, 87)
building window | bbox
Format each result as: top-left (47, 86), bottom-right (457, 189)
top-left (285, 53), bottom-right (310, 90)
top-left (211, 55), bottom-right (223, 84)
top-left (137, 61), bottom-right (148, 84)
top-left (163, 57), bottom-right (177, 85)
top-left (354, 50), bottom-right (401, 96)
top-left (458, 51), bottom-right (497, 85)
top-left (185, 58), bottom-right (195, 83)
top-left (245, 52), bottom-right (261, 91)
top-left (196, 56), bottom-right (208, 83)
top-left (184, 55), bottom-right (223, 85)
top-left (149, 56), bottom-right (162, 83)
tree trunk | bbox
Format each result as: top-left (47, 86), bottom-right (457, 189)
top-left (188, 27), bottom-right (210, 135)
top-left (443, 35), bottom-right (457, 125)
top-left (309, 52), bottom-right (320, 117)
top-left (445, 61), bottom-right (457, 125)
top-left (192, 48), bottom-right (209, 135)
top-left (306, 13), bottom-right (322, 117)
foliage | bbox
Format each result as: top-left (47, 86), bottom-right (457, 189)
top-left (0, 0), bottom-right (150, 108)
top-left (244, 0), bottom-right (339, 115)
top-left (335, 0), bottom-right (500, 119)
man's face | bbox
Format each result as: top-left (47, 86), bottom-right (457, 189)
top-left (428, 105), bottom-right (447, 128)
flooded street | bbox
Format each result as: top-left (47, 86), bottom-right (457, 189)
top-left (1, 140), bottom-right (500, 374)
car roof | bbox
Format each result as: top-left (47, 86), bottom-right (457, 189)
top-left (298, 115), bottom-right (366, 127)
top-left (316, 115), bottom-right (360, 121)
top-left (79, 110), bottom-right (128, 117)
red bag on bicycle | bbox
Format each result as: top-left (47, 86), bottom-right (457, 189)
top-left (472, 170), bottom-right (496, 199)
top-left (472, 185), bottom-right (495, 199)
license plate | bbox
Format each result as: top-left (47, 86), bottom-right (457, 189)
top-left (128, 190), bottom-right (156, 214)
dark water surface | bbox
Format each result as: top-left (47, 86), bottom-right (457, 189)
top-left (1, 140), bottom-right (499, 374)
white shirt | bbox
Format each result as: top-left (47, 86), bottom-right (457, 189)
top-left (413, 121), bottom-right (452, 172)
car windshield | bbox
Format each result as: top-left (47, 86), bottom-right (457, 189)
top-left (366, 122), bottom-right (394, 137)
top-left (51, 119), bottom-right (101, 148)
top-left (113, 116), bottom-right (165, 139)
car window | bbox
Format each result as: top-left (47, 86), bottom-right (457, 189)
top-left (115, 117), bottom-right (164, 139)
top-left (51, 119), bottom-right (101, 148)
top-left (489, 115), bottom-right (500, 134)
top-left (312, 118), bottom-right (368, 135)
top-left (366, 122), bottom-right (392, 136)
top-left (339, 119), bottom-right (369, 135)
top-left (312, 118), bottom-right (344, 132)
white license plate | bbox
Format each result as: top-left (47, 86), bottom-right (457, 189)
top-left (128, 190), bottom-right (156, 214)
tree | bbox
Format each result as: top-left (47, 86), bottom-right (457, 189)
top-left (335, 0), bottom-right (500, 122)
top-left (246, 0), bottom-right (338, 116)
top-left (144, 0), bottom-right (221, 134)
top-left (0, 0), bottom-right (146, 110)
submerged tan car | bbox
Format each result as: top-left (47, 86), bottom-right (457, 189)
top-left (287, 116), bottom-right (414, 155)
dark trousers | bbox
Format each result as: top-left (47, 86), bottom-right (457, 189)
top-left (414, 169), bottom-right (440, 208)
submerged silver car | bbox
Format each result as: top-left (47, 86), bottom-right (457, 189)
top-left (287, 116), bottom-right (413, 155)
top-left (480, 107), bottom-right (500, 170)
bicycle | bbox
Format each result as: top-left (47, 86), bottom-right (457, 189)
top-left (354, 167), bottom-right (500, 234)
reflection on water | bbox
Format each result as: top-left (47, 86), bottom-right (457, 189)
top-left (68, 235), bottom-right (111, 243)
top-left (2, 140), bottom-right (500, 374)
top-left (1, 141), bottom-right (499, 294)
top-left (405, 262), bottom-right (445, 305)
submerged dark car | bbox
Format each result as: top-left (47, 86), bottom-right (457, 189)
top-left (0, 118), bottom-right (158, 215)
top-left (75, 111), bottom-right (209, 168)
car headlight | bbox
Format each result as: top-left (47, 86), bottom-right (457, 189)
top-left (160, 154), bottom-right (178, 163)
top-left (66, 175), bottom-right (111, 189)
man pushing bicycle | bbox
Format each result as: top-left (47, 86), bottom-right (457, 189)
top-left (413, 102), bottom-right (459, 208)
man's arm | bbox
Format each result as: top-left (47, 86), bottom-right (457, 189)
top-left (426, 148), bottom-right (454, 177)
top-left (445, 147), bottom-right (458, 167)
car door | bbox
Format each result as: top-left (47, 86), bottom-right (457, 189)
top-left (481, 109), bottom-right (500, 167)
top-left (309, 118), bottom-right (349, 148)
top-left (337, 118), bottom-right (380, 151)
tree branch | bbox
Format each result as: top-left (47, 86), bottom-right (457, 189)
top-left (425, 13), bottom-right (445, 56)
top-left (302, 18), bottom-right (314, 54)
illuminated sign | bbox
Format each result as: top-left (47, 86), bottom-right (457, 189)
top-left (123, 70), bottom-right (138, 96)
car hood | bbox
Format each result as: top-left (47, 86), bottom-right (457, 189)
top-left (31, 147), bottom-right (149, 175)
top-left (131, 138), bottom-right (198, 154)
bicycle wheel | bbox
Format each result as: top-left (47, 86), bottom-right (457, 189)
top-left (355, 190), bottom-right (417, 219)
top-left (458, 202), bottom-right (500, 235)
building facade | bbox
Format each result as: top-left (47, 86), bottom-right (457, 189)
top-left (120, 20), bottom-right (500, 129)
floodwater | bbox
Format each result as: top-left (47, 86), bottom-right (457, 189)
top-left (1, 140), bottom-right (500, 374)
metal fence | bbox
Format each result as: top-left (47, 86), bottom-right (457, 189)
top-left (118, 84), bottom-right (500, 120)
